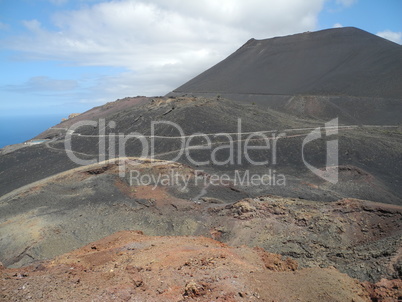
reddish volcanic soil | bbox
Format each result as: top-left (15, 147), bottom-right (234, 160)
top-left (1, 231), bottom-right (400, 301)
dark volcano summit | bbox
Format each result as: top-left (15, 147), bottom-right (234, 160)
top-left (173, 27), bottom-right (402, 98)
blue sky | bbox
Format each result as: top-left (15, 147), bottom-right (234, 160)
top-left (0, 0), bottom-right (401, 118)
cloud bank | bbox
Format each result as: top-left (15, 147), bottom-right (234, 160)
top-left (3, 0), bottom-right (325, 101)
top-left (5, 76), bottom-right (78, 93)
top-left (377, 30), bottom-right (402, 45)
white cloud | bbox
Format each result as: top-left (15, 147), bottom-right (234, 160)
top-left (2, 0), bottom-right (326, 100)
top-left (21, 20), bottom-right (43, 33)
top-left (335, 0), bottom-right (357, 7)
top-left (377, 30), bottom-right (402, 45)
top-left (333, 23), bottom-right (343, 28)
top-left (0, 21), bottom-right (9, 30)
top-left (47, 0), bottom-right (69, 5)
top-left (4, 76), bottom-right (78, 93)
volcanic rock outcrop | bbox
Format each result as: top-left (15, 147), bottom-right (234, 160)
top-left (4, 231), bottom-right (395, 302)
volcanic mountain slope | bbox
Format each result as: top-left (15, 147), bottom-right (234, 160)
top-left (3, 230), bottom-right (399, 302)
top-left (171, 27), bottom-right (402, 125)
top-left (0, 96), bottom-right (314, 197)
top-left (0, 159), bottom-right (401, 283)
top-left (174, 27), bottom-right (402, 98)
top-left (1, 96), bottom-right (401, 204)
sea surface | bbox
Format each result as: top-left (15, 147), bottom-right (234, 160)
top-left (0, 114), bottom-right (66, 148)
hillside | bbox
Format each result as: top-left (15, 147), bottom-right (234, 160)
top-left (0, 27), bottom-right (401, 301)
top-left (173, 27), bottom-right (402, 98)
top-left (171, 27), bottom-right (402, 125)
top-left (2, 231), bottom-right (401, 302)
top-left (1, 96), bottom-right (401, 204)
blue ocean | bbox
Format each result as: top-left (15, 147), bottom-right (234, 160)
top-left (0, 114), bottom-right (66, 148)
